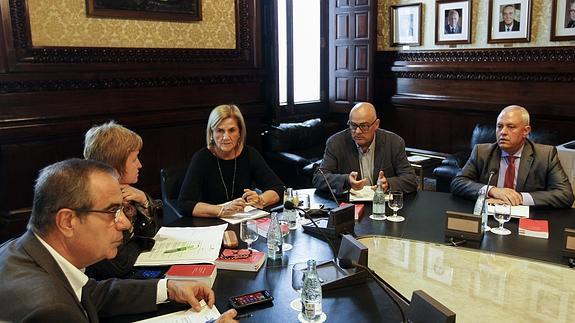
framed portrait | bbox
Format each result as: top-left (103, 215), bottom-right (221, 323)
top-left (551, 0), bottom-right (575, 41)
top-left (435, 0), bottom-right (472, 45)
top-left (390, 3), bottom-right (423, 46)
top-left (86, 0), bottom-right (202, 22)
top-left (488, 0), bottom-right (532, 43)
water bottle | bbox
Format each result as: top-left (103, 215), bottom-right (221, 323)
top-left (301, 259), bottom-right (322, 321)
top-left (473, 192), bottom-right (488, 232)
top-left (372, 181), bottom-right (386, 220)
top-left (284, 188), bottom-right (298, 230)
top-left (267, 212), bottom-right (283, 260)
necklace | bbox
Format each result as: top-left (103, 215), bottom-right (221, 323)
top-left (216, 152), bottom-right (237, 201)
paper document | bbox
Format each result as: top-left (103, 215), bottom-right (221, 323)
top-left (349, 186), bottom-right (374, 202)
top-left (407, 155), bottom-right (430, 163)
top-left (135, 300), bottom-right (220, 323)
top-left (135, 224), bottom-right (227, 266)
top-left (487, 204), bottom-right (529, 218)
top-left (220, 204), bottom-right (269, 225)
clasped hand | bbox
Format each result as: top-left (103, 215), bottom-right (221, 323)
top-left (488, 187), bottom-right (523, 206)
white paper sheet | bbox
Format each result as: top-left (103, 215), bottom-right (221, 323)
top-left (487, 204), bottom-right (529, 218)
top-left (220, 205), bottom-right (269, 225)
top-left (349, 186), bottom-right (375, 202)
top-left (407, 155), bottom-right (431, 163)
top-left (135, 301), bottom-right (220, 323)
top-left (135, 224), bottom-right (227, 266)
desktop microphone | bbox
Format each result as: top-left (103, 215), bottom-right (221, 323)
top-left (479, 170), bottom-right (497, 217)
top-left (339, 259), bottom-right (406, 323)
top-left (284, 200), bottom-right (338, 260)
top-left (316, 167), bottom-right (341, 206)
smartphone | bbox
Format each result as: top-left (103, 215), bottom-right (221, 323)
top-left (229, 290), bottom-right (274, 309)
top-left (130, 268), bottom-right (166, 279)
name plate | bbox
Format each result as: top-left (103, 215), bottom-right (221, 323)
top-left (563, 228), bottom-right (575, 258)
top-left (445, 211), bottom-right (484, 242)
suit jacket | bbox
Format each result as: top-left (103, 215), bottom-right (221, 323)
top-left (313, 128), bottom-right (418, 195)
top-left (499, 20), bottom-right (520, 32)
top-left (567, 20), bottom-right (575, 28)
top-left (444, 24), bottom-right (462, 34)
top-left (451, 140), bottom-right (574, 208)
top-left (0, 231), bottom-right (159, 322)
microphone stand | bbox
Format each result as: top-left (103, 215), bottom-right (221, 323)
top-left (479, 170), bottom-right (496, 232)
top-left (340, 259), bottom-right (406, 323)
top-left (316, 167), bottom-right (341, 206)
top-left (284, 201), bottom-right (338, 261)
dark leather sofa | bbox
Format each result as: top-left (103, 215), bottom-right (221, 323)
top-left (432, 124), bottom-right (559, 193)
top-left (261, 118), bottom-right (326, 189)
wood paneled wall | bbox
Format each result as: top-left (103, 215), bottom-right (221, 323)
top-left (0, 0), bottom-right (270, 212)
top-left (374, 47), bottom-right (575, 154)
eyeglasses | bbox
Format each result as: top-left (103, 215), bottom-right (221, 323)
top-left (220, 249), bottom-right (252, 260)
top-left (347, 119), bottom-right (377, 133)
top-left (73, 206), bottom-right (124, 224)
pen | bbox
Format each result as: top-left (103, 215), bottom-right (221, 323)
top-left (234, 313), bottom-right (253, 320)
top-left (163, 246), bottom-right (191, 254)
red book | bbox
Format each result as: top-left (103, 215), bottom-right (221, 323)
top-left (340, 202), bottom-right (365, 220)
top-left (215, 249), bottom-right (266, 272)
top-left (518, 218), bottom-right (549, 239)
top-left (164, 264), bottom-right (217, 287)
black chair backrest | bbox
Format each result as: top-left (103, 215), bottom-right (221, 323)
top-left (264, 118), bottom-right (326, 152)
top-left (160, 165), bottom-right (188, 224)
top-left (469, 123), bottom-right (561, 149)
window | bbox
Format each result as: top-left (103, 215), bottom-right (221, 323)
top-left (277, 0), bottom-right (324, 109)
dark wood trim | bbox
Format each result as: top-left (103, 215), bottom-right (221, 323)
top-left (3, 0), bottom-right (257, 71)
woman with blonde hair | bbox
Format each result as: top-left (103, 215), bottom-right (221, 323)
top-left (83, 121), bottom-right (161, 279)
top-left (177, 104), bottom-right (283, 217)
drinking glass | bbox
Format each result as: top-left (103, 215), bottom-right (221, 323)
top-left (278, 215), bottom-right (293, 251)
top-left (290, 262), bottom-right (307, 311)
top-left (387, 191), bottom-right (405, 222)
top-left (491, 204), bottom-right (512, 236)
top-left (240, 220), bottom-right (259, 250)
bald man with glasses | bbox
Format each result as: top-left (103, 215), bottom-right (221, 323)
top-left (313, 102), bottom-right (417, 195)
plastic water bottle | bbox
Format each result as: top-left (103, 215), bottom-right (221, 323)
top-left (301, 259), bottom-right (322, 321)
top-left (267, 212), bottom-right (283, 260)
top-left (372, 181), bottom-right (386, 220)
top-left (474, 193), bottom-right (488, 231)
top-left (284, 188), bottom-right (298, 230)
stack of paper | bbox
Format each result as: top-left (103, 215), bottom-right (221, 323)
top-left (487, 204), bottom-right (529, 218)
top-left (135, 300), bottom-right (220, 323)
top-left (135, 224), bottom-right (227, 266)
top-left (220, 205), bottom-right (269, 225)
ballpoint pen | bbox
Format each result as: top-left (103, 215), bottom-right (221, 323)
top-left (163, 246), bottom-right (192, 254)
top-left (204, 313), bottom-right (253, 323)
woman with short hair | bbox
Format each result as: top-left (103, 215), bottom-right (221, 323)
top-left (83, 121), bottom-right (160, 279)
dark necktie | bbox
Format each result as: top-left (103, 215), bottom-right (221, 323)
top-left (504, 156), bottom-right (516, 189)
top-left (81, 280), bottom-right (98, 322)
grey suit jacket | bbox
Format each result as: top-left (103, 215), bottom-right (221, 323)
top-left (451, 140), bottom-right (574, 208)
top-left (313, 128), bottom-right (418, 195)
top-left (0, 231), bottom-right (159, 322)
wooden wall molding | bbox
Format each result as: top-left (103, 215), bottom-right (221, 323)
top-left (392, 71), bottom-right (575, 83)
top-left (0, 73), bottom-right (264, 93)
top-left (392, 47), bottom-right (575, 63)
top-left (5, 0), bottom-right (254, 67)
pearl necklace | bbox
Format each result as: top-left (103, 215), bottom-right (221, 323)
top-left (215, 151), bottom-right (237, 201)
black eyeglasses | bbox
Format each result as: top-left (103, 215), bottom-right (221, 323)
top-left (347, 119), bottom-right (377, 133)
top-left (73, 206), bottom-right (124, 224)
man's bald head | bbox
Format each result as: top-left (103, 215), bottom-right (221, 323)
top-left (349, 102), bottom-right (377, 121)
top-left (348, 102), bottom-right (380, 150)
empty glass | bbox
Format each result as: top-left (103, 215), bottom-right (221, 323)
top-left (290, 262), bottom-right (307, 311)
top-left (491, 204), bottom-right (512, 236)
top-left (240, 220), bottom-right (259, 250)
top-left (387, 191), bottom-right (405, 222)
top-left (278, 215), bottom-right (293, 251)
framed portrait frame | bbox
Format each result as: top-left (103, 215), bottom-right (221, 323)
top-left (551, 0), bottom-right (575, 41)
top-left (86, 0), bottom-right (202, 22)
top-left (390, 3), bottom-right (423, 46)
top-left (435, 0), bottom-right (472, 45)
top-left (488, 0), bottom-right (532, 43)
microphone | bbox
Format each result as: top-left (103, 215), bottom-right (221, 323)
top-left (339, 259), bottom-right (406, 323)
top-left (479, 170), bottom-right (497, 217)
top-left (284, 200), bottom-right (338, 261)
top-left (316, 167), bottom-right (340, 207)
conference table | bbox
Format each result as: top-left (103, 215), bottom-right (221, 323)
top-left (108, 190), bottom-right (575, 323)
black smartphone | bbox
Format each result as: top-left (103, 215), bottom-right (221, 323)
top-left (229, 290), bottom-right (274, 309)
top-left (130, 268), bottom-right (166, 279)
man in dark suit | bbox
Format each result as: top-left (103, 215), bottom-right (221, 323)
top-left (499, 4), bottom-right (520, 32)
top-left (451, 106), bottom-right (574, 208)
top-left (0, 159), bottom-right (237, 322)
top-left (313, 102), bottom-right (418, 195)
top-left (444, 9), bottom-right (462, 34)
